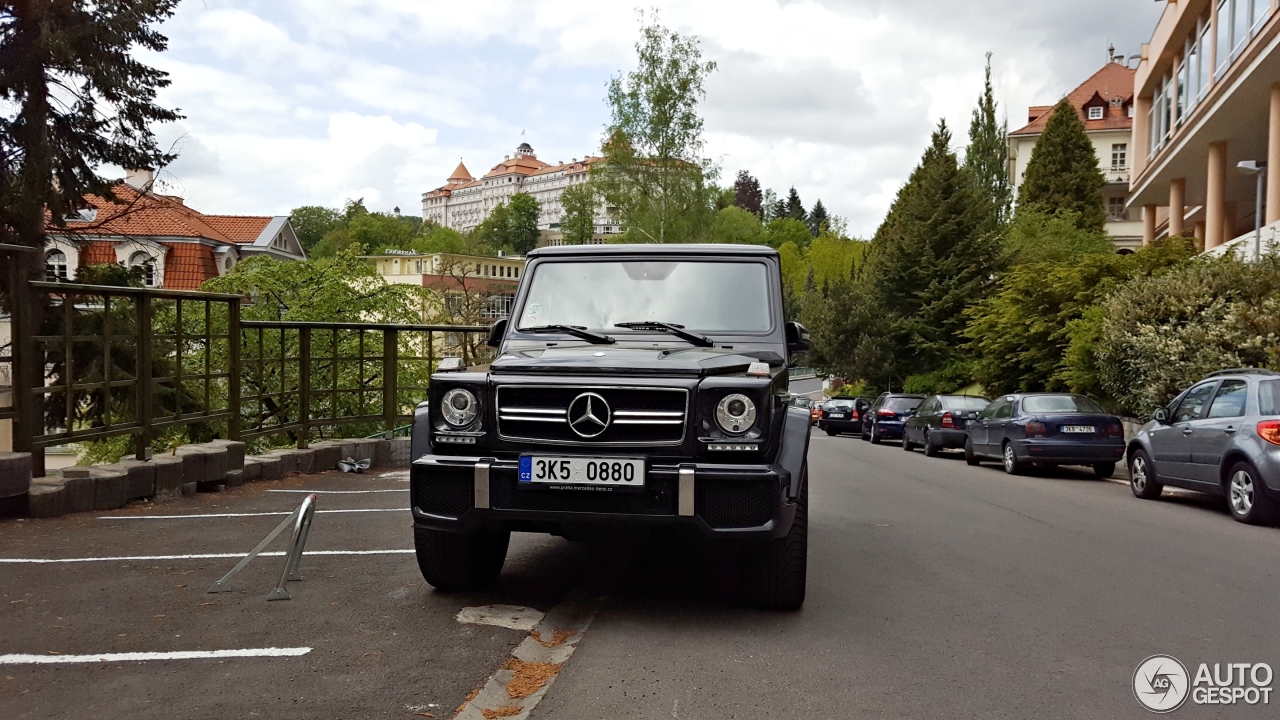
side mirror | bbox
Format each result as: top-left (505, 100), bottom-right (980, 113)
top-left (785, 321), bottom-right (810, 353)
top-left (1153, 407), bottom-right (1169, 424)
top-left (486, 318), bottom-right (508, 348)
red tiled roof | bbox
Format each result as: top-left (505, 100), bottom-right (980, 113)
top-left (448, 161), bottom-right (473, 182)
top-left (1011, 62), bottom-right (1136, 136)
top-left (163, 243), bottom-right (218, 290)
top-left (201, 216), bottom-right (272, 244)
top-left (78, 241), bottom-right (117, 266)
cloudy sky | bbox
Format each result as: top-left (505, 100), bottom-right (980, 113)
top-left (144, 0), bottom-right (1167, 236)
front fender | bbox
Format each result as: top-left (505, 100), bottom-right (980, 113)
top-left (778, 406), bottom-right (812, 498)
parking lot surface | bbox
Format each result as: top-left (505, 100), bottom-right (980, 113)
top-left (3, 435), bottom-right (1279, 719)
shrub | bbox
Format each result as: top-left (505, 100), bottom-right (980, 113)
top-left (1091, 253), bottom-right (1280, 417)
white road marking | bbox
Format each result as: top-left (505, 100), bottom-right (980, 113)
top-left (456, 605), bottom-right (546, 631)
top-left (0, 648), bottom-right (311, 664)
top-left (266, 489), bottom-right (406, 494)
top-left (377, 470), bottom-right (411, 481)
top-left (97, 508), bottom-right (404, 520)
top-left (0, 549), bottom-right (414, 564)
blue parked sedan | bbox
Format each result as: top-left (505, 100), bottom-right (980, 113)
top-left (964, 393), bottom-right (1127, 478)
top-left (861, 393), bottom-right (926, 444)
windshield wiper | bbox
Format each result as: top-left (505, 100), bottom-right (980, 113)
top-left (521, 324), bottom-right (615, 345)
top-left (615, 321), bottom-right (714, 347)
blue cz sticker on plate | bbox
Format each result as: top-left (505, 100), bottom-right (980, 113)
top-left (518, 456), bottom-right (532, 483)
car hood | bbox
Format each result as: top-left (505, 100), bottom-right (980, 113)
top-left (490, 345), bottom-right (784, 377)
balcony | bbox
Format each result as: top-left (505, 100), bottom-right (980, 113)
top-left (1105, 169), bottom-right (1130, 185)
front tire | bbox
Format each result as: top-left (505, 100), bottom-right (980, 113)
top-left (414, 527), bottom-right (510, 591)
top-left (1226, 461), bottom-right (1278, 526)
top-left (1002, 441), bottom-right (1024, 475)
top-left (1129, 450), bottom-right (1162, 499)
top-left (742, 466), bottom-right (808, 610)
top-left (964, 436), bottom-right (980, 466)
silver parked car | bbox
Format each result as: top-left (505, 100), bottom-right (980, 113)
top-left (1127, 369), bottom-right (1280, 525)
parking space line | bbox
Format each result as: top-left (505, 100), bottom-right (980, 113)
top-left (0, 648), bottom-right (311, 664)
top-left (97, 508), bottom-right (405, 520)
top-left (0, 549), bottom-right (413, 564)
top-left (266, 489), bottom-right (406, 494)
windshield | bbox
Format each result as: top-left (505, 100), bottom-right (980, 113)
top-left (942, 396), bottom-right (991, 411)
top-left (1022, 395), bottom-right (1105, 414)
top-left (885, 397), bottom-right (924, 411)
top-left (516, 260), bottom-right (772, 333)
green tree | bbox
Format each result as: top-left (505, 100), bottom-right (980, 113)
top-left (505, 192), bottom-right (541, 254)
top-left (348, 211), bottom-right (415, 253)
top-left (0, 0), bottom-right (182, 341)
top-left (964, 52), bottom-right (1011, 228)
top-left (733, 170), bottom-right (763, 217)
top-left (863, 120), bottom-right (1001, 384)
top-left (965, 239), bottom-right (1193, 398)
top-left (766, 192), bottom-right (786, 221)
top-left (1002, 208), bottom-right (1115, 265)
top-left (289, 206), bottom-right (342, 254)
top-left (410, 224), bottom-right (469, 254)
top-left (1016, 97), bottom-right (1106, 232)
top-left (709, 205), bottom-right (767, 245)
top-left (559, 183), bottom-right (598, 245)
top-left (593, 14), bottom-right (718, 243)
top-left (766, 217), bottom-right (811, 250)
top-left (784, 187), bottom-right (806, 222)
top-left (807, 199), bottom-right (829, 237)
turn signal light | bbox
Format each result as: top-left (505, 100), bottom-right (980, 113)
top-left (1259, 420), bottom-right (1280, 446)
top-left (1026, 421), bottom-right (1047, 437)
top-left (940, 412), bottom-right (954, 429)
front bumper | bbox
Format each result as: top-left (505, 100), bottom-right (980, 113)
top-left (1014, 439), bottom-right (1126, 464)
top-left (410, 453), bottom-right (798, 541)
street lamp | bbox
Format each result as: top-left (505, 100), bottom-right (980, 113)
top-left (1237, 160), bottom-right (1267, 261)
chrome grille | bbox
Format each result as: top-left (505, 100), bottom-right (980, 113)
top-left (496, 385), bottom-right (688, 445)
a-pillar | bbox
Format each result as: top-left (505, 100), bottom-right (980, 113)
top-left (1143, 205), bottom-right (1157, 246)
top-left (1169, 178), bottom-right (1186, 237)
top-left (1205, 142), bottom-right (1228, 250)
top-left (1268, 82), bottom-right (1280, 224)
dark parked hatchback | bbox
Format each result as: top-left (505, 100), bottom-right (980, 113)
top-left (902, 394), bottom-right (991, 456)
top-left (861, 393), bottom-right (926, 444)
top-left (964, 393), bottom-right (1126, 477)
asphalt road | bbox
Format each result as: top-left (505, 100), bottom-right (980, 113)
top-left (3, 435), bottom-right (1279, 719)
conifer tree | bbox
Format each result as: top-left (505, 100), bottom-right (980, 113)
top-left (807, 200), bottom-right (829, 237)
top-left (1016, 97), bottom-right (1107, 233)
top-left (964, 52), bottom-right (1011, 228)
top-left (733, 170), bottom-right (763, 217)
top-left (784, 187), bottom-right (806, 222)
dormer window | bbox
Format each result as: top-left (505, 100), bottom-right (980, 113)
top-left (45, 249), bottom-right (68, 281)
top-left (127, 251), bottom-right (155, 286)
top-left (1087, 106), bottom-right (1104, 120)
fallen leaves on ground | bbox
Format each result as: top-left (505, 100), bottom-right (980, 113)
top-left (481, 706), bottom-right (522, 719)
top-left (533, 630), bottom-right (574, 648)
top-left (504, 659), bottom-right (562, 700)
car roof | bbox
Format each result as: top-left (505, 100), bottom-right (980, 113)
top-left (527, 243), bottom-right (779, 259)
top-left (1200, 368), bottom-right (1278, 380)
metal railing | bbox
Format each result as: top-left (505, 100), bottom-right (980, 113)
top-left (3, 273), bottom-right (490, 470)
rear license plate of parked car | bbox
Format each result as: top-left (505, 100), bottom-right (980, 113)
top-left (1062, 426), bottom-right (1096, 433)
top-left (518, 456), bottom-right (645, 489)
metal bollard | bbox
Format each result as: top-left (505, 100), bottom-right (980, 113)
top-left (207, 493), bottom-right (317, 601)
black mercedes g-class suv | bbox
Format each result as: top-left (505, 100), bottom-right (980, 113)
top-left (409, 244), bottom-right (812, 609)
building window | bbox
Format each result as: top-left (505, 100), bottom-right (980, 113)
top-left (1108, 197), bottom-right (1128, 222)
top-left (44, 250), bottom-right (68, 281)
top-left (1252, 0), bottom-right (1271, 30)
top-left (1111, 144), bottom-right (1128, 170)
top-left (128, 251), bottom-right (156, 286)
top-left (1087, 106), bottom-right (1103, 120)
top-left (1217, 0), bottom-right (1232, 77)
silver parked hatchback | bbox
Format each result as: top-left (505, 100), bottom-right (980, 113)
top-left (1127, 369), bottom-right (1280, 525)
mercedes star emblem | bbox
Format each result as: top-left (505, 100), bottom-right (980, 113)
top-left (567, 392), bottom-right (611, 438)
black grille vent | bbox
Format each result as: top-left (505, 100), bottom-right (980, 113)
top-left (490, 475), bottom-right (677, 515)
top-left (696, 479), bottom-right (772, 528)
top-left (414, 475), bottom-right (472, 517)
top-left (497, 386), bottom-right (687, 445)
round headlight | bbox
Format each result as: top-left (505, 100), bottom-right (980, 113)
top-left (715, 393), bottom-right (756, 435)
top-left (440, 388), bottom-right (478, 427)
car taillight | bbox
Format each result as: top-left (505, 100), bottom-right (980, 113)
top-left (941, 412), bottom-right (954, 428)
top-left (1105, 421), bottom-right (1124, 438)
top-left (1259, 420), bottom-right (1280, 446)
top-left (877, 408), bottom-right (896, 418)
top-left (851, 409), bottom-right (859, 420)
top-left (1026, 421), bottom-right (1047, 437)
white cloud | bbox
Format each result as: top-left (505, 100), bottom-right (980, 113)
top-left (145, 0), bottom-right (1165, 234)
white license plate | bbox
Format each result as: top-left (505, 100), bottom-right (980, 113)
top-left (1062, 425), bottom-right (1096, 434)
top-left (518, 456), bottom-right (645, 489)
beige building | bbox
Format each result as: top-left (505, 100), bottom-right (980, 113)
top-left (1009, 60), bottom-right (1145, 252)
top-left (421, 142), bottom-right (617, 244)
top-left (363, 251), bottom-right (526, 321)
top-left (1128, 0), bottom-right (1280, 256)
